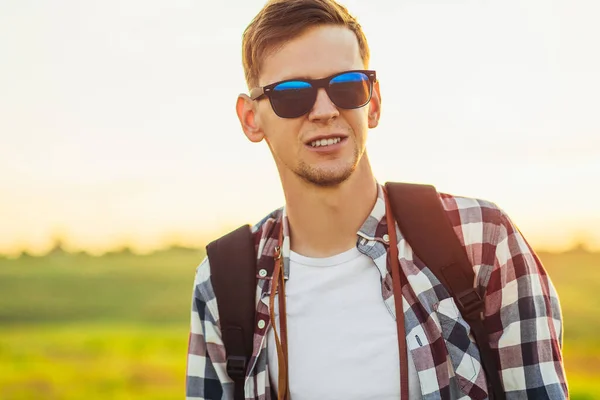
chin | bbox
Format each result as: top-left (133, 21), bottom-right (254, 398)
top-left (296, 164), bottom-right (356, 188)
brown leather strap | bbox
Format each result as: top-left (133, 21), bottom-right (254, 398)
top-left (384, 188), bottom-right (409, 400)
top-left (269, 227), bottom-right (290, 400)
top-left (280, 262), bottom-right (291, 399)
top-left (278, 250), bottom-right (290, 400)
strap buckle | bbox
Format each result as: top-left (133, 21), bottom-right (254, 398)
top-left (226, 355), bottom-right (247, 379)
top-left (456, 288), bottom-right (484, 320)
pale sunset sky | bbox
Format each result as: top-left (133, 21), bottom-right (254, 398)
top-left (1, 0), bottom-right (599, 255)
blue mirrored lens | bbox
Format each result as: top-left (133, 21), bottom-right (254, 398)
top-left (271, 80), bottom-right (315, 118)
top-left (330, 72), bottom-right (369, 84)
top-left (329, 72), bottom-right (371, 109)
top-left (274, 81), bottom-right (312, 91)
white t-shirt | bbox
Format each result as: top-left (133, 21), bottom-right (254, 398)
top-left (267, 247), bottom-right (422, 399)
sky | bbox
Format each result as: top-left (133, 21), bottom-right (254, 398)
top-left (1, 0), bottom-right (599, 255)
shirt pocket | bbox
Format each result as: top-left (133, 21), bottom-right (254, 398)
top-left (434, 297), bottom-right (483, 392)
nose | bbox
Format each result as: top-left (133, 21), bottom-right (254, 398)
top-left (308, 88), bottom-right (339, 123)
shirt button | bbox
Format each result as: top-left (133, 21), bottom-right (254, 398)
top-left (383, 234), bottom-right (390, 243)
top-left (257, 320), bottom-right (266, 329)
top-left (258, 269), bottom-right (268, 278)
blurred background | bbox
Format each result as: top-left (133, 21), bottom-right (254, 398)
top-left (1, 0), bottom-right (598, 399)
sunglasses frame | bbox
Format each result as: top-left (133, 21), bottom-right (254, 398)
top-left (250, 69), bottom-right (377, 118)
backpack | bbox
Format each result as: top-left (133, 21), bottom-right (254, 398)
top-left (206, 182), bottom-right (505, 400)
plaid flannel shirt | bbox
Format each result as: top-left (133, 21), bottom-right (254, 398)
top-left (186, 184), bottom-right (567, 399)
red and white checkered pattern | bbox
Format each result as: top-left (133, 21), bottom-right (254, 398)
top-left (186, 184), bottom-right (567, 399)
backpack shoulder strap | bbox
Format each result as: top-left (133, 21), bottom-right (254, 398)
top-left (384, 182), bottom-right (505, 399)
top-left (384, 182), bottom-right (476, 301)
top-left (206, 225), bottom-right (256, 400)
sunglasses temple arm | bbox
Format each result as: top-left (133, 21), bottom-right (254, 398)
top-left (250, 87), bottom-right (265, 101)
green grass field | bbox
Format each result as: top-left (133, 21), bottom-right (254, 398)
top-left (0, 248), bottom-right (598, 399)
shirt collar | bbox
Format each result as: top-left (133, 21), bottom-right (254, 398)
top-left (257, 183), bottom-right (391, 281)
top-left (357, 183), bottom-right (388, 242)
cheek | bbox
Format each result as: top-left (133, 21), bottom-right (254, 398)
top-left (344, 110), bottom-right (369, 138)
top-left (262, 115), bottom-right (304, 147)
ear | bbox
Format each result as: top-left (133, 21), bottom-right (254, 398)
top-left (236, 94), bottom-right (264, 143)
top-left (368, 80), bottom-right (382, 129)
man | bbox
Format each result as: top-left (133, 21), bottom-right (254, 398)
top-left (186, 0), bottom-right (567, 399)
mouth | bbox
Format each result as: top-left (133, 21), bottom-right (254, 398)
top-left (306, 135), bottom-right (347, 149)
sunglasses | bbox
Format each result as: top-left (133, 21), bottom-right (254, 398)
top-left (250, 70), bottom-right (377, 119)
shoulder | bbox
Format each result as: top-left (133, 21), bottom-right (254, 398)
top-left (193, 206), bottom-right (284, 292)
top-left (438, 191), bottom-right (505, 228)
top-left (436, 191), bottom-right (515, 242)
top-left (192, 257), bottom-right (217, 317)
top-left (436, 191), bottom-right (517, 283)
top-left (194, 256), bottom-right (212, 293)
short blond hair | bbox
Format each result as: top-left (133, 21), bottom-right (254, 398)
top-left (241, 0), bottom-right (370, 88)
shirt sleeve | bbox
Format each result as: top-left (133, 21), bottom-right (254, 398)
top-left (186, 257), bottom-right (234, 400)
top-left (484, 210), bottom-right (568, 398)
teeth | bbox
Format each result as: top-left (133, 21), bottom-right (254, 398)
top-left (310, 137), bottom-right (342, 147)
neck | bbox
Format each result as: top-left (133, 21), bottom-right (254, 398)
top-left (280, 156), bottom-right (378, 258)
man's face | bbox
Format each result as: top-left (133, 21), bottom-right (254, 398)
top-left (239, 25), bottom-right (381, 187)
